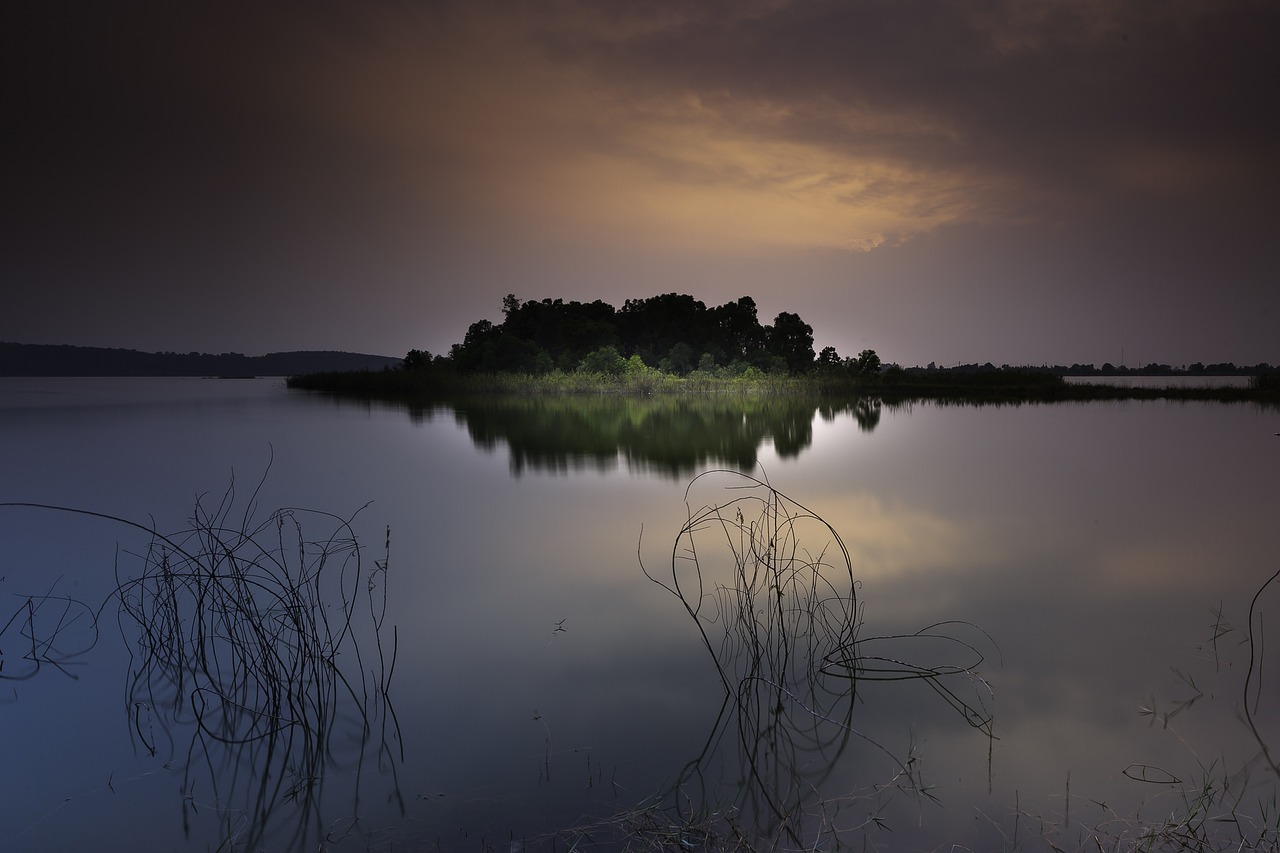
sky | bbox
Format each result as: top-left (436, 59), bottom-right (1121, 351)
top-left (4, 0), bottom-right (1278, 367)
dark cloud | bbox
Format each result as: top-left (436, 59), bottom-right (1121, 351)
top-left (537, 0), bottom-right (1279, 205)
top-left (2, 1), bottom-right (1276, 363)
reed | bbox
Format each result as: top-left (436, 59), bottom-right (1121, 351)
top-left (1, 462), bottom-right (402, 850)
top-left (289, 363), bottom-right (1280, 406)
top-left (289, 367), bottom-right (832, 398)
top-left (978, 576), bottom-right (1280, 853)
top-left (624, 471), bottom-right (996, 850)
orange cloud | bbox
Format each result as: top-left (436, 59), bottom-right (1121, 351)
top-left (258, 4), bottom-right (1033, 255)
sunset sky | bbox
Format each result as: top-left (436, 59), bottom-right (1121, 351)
top-left (5, 0), bottom-right (1277, 367)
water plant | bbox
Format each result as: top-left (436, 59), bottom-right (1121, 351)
top-left (620, 471), bottom-right (996, 850)
top-left (1, 463), bottom-right (402, 850)
top-left (975, 587), bottom-right (1280, 853)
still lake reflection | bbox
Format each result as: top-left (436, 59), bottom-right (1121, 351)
top-left (1, 378), bottom-right (1277, 851)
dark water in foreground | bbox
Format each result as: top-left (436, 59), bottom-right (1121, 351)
top-left (1, 378), bottom-right (1278, 851)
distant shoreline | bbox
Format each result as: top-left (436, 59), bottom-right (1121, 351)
top-left (0, 342), bottom-right (400, 377)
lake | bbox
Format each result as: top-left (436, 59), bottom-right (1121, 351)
top-left (2, 377), bottom-right (1278, 852)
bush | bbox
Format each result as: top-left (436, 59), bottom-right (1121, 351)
top-left (577, 346), bottom-right (626, 376)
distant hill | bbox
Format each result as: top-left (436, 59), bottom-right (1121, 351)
top-left (0, 342), bottom-right (402, 377)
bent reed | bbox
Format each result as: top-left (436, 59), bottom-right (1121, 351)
top-left (1, 461), bottom-right (403, 851)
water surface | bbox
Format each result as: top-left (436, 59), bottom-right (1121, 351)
top-left (2, 378), bottom-right (1277, 851)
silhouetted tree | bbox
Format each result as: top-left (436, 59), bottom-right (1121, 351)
top-left (448, 294), bottom-right (819, 376)
top-left (403, 349), bottom-right (432, 370)
top-left (618, 293), bottom-right (716, 366)
top-left (450, 319), bottom-right (553, 373)
top-left (853, 349), bottom-right (881, 375)
top-left (499, 297), bottom-right (618, 370)
top-left (710, 296), bottom-right (767, 364)
top-left (766, 312), bottom-right (815, 373)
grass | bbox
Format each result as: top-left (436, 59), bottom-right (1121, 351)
top-left (975, 755), bottom-right (1280, 853)
top-left (536, 471), bottom-right (1280, 853)
top-left (623, 470), bottom-right (997, 851)
top-left (288, 366), bottom-right (828, 398)
top-left (965, 577), bottom-right (1280, 853)
top-left (9, 459), bottom-right (1280, 851)
top-left (1, 459), bottom-right (403, 851)
top-left (288, 365), bottom-right (1280, 408)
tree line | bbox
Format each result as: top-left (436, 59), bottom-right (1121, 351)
top-left (401, 293), bottom-right (1275, 385)
top-left (408, 293), bottom-right (881, 378)
top-left (0, 343), bottom-right (400, 377)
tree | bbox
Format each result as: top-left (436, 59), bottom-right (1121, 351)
top-left (853, 349), bottom-right (881, 375)
top-left (450, 319), bottom-right (552, 373)
top-left (448, 294), bottom-right (820, 376)
top-left (449, 320), bottom-right (498, 370)
top-left (500, 296), bottom-right (618, 370)
top-left (766, 312), bottom-right (815, 373)
top-left (711, 296), bottom-right (767, 364)
top-left (403, 349), bottom-right (432, 371)
top-left (618, 293), bottom-right (713, 366)
top-left (659, 342), bottom-right (698, 375)
top-left (577, 345), bottom-right (626, 376)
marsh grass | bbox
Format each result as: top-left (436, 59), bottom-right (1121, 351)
top-left (290, 363), bottom-right (1280, 407)
top-left (545, 474), bottom-right (1280, 853)
top-left (444, 369), bottom-right (827, 397)
top-left (0, 577), bottom-right (99, 681)
top-left (11, 459), bottom-right (1280, 852)
top-left (980, 759), bottom-right (1280, 853)
top-left (1, 462), bottom-right (402, 851)
top-left (289, 367), bottom-right (833, 398)
top-left (599, 471), bottom-right (997, 851)
top-left (975, 574), bottom-right (1280, 853)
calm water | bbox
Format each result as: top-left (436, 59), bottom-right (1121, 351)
top-left (1, 378), bottom-right (1278, 852)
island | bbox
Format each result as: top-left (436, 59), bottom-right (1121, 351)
top-left (285, 293), bottom-right (1280, 405)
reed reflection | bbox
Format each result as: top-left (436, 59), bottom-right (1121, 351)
top-left (1, 473), bottom-right (403, 852)
top-left (619, 472), bottom-right (995, 848)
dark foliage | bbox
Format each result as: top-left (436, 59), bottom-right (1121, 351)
top-left (444, 294), bottom-right (819, 376)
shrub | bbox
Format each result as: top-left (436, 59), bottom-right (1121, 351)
top-left (577, 345), bottom-right (626, 376)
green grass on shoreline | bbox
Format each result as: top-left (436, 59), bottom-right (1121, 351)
top-left (289, 366), bottom-right (820, 397)
top-left (287, 366), bottom-right (1280, 407)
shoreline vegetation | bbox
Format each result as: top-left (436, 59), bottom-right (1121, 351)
top-left (284, 292), bottom-right (1279, 405)
top-left (287, 361), bottom-right (1280, 405)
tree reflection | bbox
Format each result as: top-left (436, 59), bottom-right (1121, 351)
top-left (400, 395), bottom-right (884, 478)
